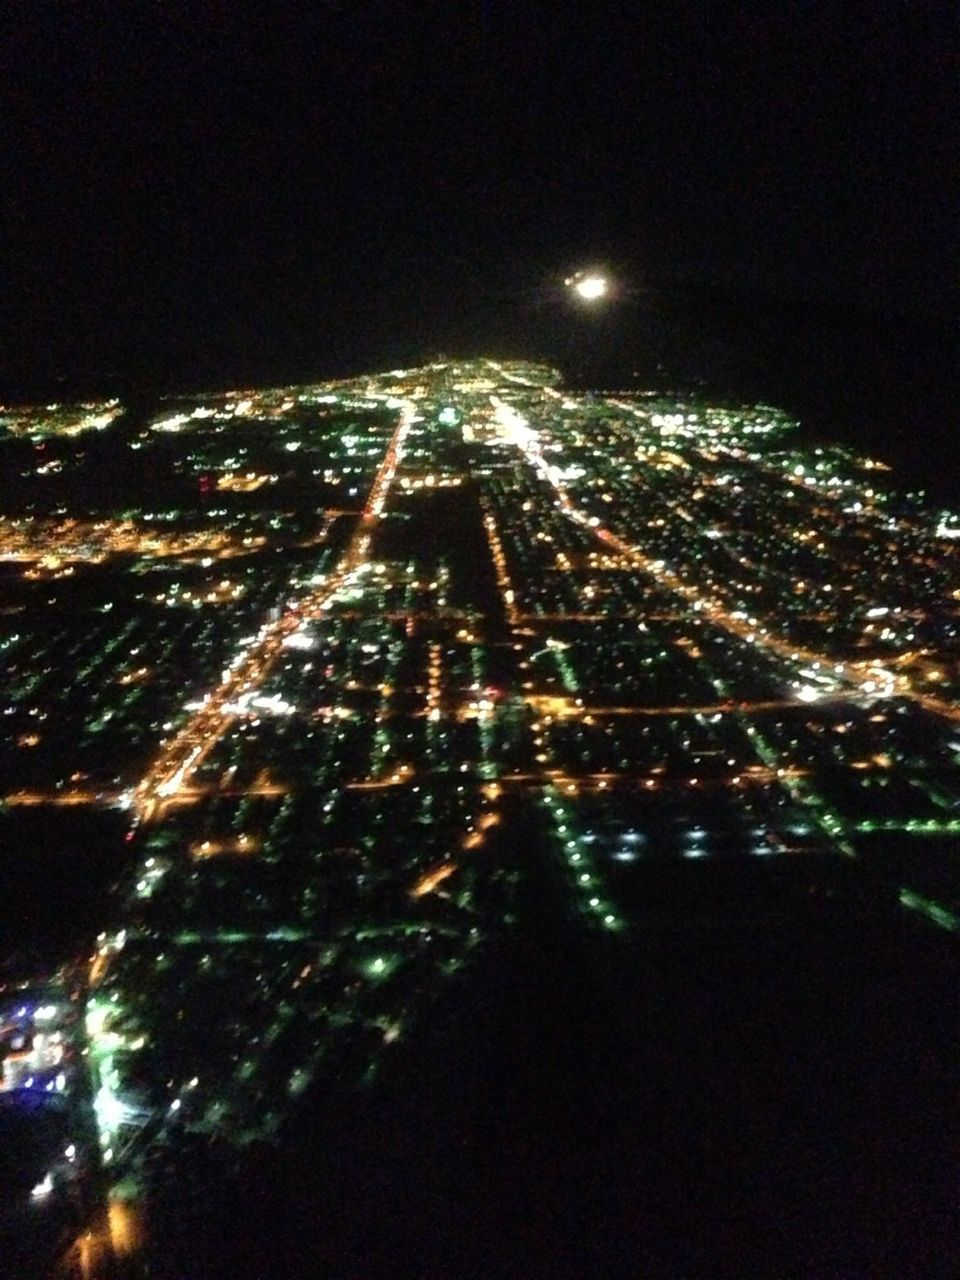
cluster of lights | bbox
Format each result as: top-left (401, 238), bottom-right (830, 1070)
top-left (4, 355), bottom-right (960, 1236)
top-left (542, 786), bottom-right (621, 930)
top-left (0, 397), bottom-right (122, 438)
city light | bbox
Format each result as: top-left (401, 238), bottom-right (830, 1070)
top-left (1, 355), bottom-right (958, 1263)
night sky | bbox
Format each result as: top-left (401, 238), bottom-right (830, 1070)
top-left (3, 2), bottom-right (956, 410)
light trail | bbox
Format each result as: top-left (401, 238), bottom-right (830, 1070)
top-left (523, 693), bottom-right (864, 717)
top-left (493, 768), bottom-right (804, 790)
top-left (132, 399), bottom-right (420, 819)
top-left (2, 789), bottom-right (125, 807)
top-left (410, 862), bottom-right (457, 897)
top-left (480, 501), bottom-right (521, 626)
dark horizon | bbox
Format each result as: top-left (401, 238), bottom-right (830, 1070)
top-left (4, 280), bottom-right (955, 506)
top-left (4, 3), bottom-right (956, 402)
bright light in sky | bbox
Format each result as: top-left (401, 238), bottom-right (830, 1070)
top-left (566, 271), bottom-right (609, 301)
top-left (577, 274), bottom-right (607, 300)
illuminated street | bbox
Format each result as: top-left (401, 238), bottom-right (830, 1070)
top-left (2, 358), bottom-right (959, 1275)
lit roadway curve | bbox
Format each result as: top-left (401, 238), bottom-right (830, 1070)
top-left (132, 398), bottom-right (420, 820)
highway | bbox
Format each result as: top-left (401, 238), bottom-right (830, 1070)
top-left (132, 398), bottom-right (420, 820)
